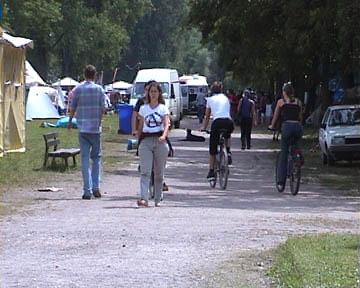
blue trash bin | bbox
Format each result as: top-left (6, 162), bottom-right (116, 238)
top-left (117, 104), bottom-right (133, 134)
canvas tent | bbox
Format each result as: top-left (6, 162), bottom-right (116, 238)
top-left (0, 28), bottom-right (33, 157)
top-left (26, 86), bottom-right (61, 120)
top-left (52, 77), bottom-right (79, 87)
top-left (105, 80), bottom-right (132, 91)
top-left (25, 60), bottom-right (46, 87)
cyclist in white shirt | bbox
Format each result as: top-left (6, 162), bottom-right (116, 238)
top-left (201, 81), bottom-right (234, 179)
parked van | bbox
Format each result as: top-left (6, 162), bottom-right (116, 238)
top-left (179, 74), bottom-right (208, 113)
top-left (130, 68), bottom-right (182, 128)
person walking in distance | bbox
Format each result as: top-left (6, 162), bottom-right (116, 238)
top-left (201, 81), bottom-right (234, 180)
top-left (237, 89), bottom-right (257, 149)
top-left (137, 82), bottom-right (170, 207)
top-left (196, 90), bottom-right (206, 124)
top-left (68, 65), bottom-right (105, 200)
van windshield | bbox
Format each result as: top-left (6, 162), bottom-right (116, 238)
top-left (132, 82), bottom-right (170, 99)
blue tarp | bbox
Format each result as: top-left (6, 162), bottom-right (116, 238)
top-left (56, 116), bottom-right (77, 128)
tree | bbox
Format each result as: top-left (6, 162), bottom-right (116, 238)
top-left (188, 0), bottom-right (360, 102)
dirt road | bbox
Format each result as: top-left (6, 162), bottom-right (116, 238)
top-left (1, 118), bottom-right (358, 287)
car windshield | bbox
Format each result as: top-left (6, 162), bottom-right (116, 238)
top-left (131, 82), bottom-right (170, 99)
top-left (329, 108), bottom-right (360, 126)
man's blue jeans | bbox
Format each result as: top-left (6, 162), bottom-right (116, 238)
top-left (277, 122), bottom-right (303, 184)
top-left (79, 132), bottom-right (101, 196)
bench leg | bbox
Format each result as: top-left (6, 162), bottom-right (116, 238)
top-left (64, 157), bottom-right (69, 168)
top-left (43, 154), bottom-right (48, 167)
top-left (72, 155), bottom-right (77, 166)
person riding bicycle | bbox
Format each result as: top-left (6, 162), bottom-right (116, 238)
top-left (201, 81), bottom-right (234, 180)
top-left (269, 82), bottom-right (303, 189)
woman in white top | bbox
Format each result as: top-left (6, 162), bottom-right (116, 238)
top-left (137, 82), bottom-right (170, 207)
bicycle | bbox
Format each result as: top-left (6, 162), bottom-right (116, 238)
top-left (268, 127), bottom-right (303, 195)
top-left (203, 129), bottom-right (230, 190)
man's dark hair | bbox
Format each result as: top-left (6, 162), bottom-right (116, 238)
top-left (211, 81), bottom-right (223, 94)
top-left (84, 65), bottom-right (96, 80)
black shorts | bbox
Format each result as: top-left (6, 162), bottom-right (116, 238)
top-left (209, 118), bottom-right (234, 155)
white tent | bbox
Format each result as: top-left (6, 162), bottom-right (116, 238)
top-left (52, 77), bottom-right (79, 87)
top-left (26, 86), bottom-right (61, 120)
top-left (105, 80), bottom-right (132, 91)
top-left (25, 60), bottom-right (46, 87)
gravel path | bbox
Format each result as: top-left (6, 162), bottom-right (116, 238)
top-left (1, 118), bottom-right (358, 288)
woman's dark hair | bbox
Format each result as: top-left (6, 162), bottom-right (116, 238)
top-left (146, 82), bottom-right (165, 104)
top-left (84, 65), bottom-right (96, 80)
top-left (282, 82), bottom-right (295, 101)
top-left (144, 80), bottom-right (156, 89)
top-left (211, 81), bottom-right (223, 94)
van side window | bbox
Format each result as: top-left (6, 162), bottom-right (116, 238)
top-left (171, 84), bottom-right (175, 98)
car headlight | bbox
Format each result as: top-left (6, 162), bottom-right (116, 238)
top-left (331, 136), bottom-right (345, 145)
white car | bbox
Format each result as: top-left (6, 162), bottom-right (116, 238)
top-left (319, 105), bottom-right (360, 165)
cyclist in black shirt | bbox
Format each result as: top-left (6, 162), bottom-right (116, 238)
top-left (269, 82), bottom-right (303, 189)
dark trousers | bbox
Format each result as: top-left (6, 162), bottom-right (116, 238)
top-left (277, 122), bottom-right (303, 184)
top-left (197, 105), bottom-right (206, 124)
top-left (240, 118), bottom-right (252, 148)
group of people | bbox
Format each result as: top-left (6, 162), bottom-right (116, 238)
top-left (67, 64), bottom-right (303, 205)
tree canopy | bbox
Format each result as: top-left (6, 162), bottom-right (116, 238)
top-left (188, 0), bottom-right (360, 96)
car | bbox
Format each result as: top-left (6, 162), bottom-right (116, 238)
top-left (319, 105), bottom-right (360, 165)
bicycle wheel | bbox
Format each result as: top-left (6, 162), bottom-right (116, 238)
top-left (218, 148), bottom-right (229, 190)
top-left (275, 152), bottom-right (286, 192)
top-left (290, 162), bottom-right (301, 195)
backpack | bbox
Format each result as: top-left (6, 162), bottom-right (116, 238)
top-left (238, 97), bottom-right (252, 120)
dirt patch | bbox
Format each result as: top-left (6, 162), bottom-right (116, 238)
top-left (0, 118), bottom-right (359, 287)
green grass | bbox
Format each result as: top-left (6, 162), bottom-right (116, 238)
top-left (0, 113), bottom-right (130, 193)
top-left (268, 234), bottom-right (359, 288)
top-left (301, 127), bottom-right (360, 195)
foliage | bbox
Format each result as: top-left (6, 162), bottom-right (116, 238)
top-left (5, 0), bottom-right (150, 82)
top-left (120, 0), bottom-right (220, 82)
top-left (188, 0), bottom-right (360, 95)
top-left (268, 234), bottom-right (359, 287)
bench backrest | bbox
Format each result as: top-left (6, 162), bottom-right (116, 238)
top-left (43, 132), bottom-right (60, 151)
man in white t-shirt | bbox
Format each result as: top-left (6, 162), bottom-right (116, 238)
top-left (201, 81), bottom-right (234, 179)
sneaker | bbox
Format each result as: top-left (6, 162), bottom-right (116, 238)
top-left (137, 199), bottom-right (149, 207)
top-left (162, 182), bottom-right (169, 191)
top-left (155, 201), bottom-right (161, 207)
top-left (206, 170), bottom-right (215, 180)
top-left (82, 194), bottom-right (91, 200)
top-left (93, 189), bottom-right (101, 198)
top-left (241, 146), bottom-right (245, 150)
top-left (227, 152), bottom-right (232, 165)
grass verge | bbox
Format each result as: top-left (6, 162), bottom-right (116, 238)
top-left (301, 127), bottom-right (360, 195)
top-left (0, 114), bottom-right (131, 213)
top-left (268, 233), bottom-right (359, 288)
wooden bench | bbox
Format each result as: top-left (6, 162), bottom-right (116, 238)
top-left (43, 132), bottom-right (80, 168)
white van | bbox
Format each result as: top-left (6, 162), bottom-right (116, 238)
top-left (130, 68), bottom-right (183, 128)
top-left (179, 74), bottom-right (208, 113)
